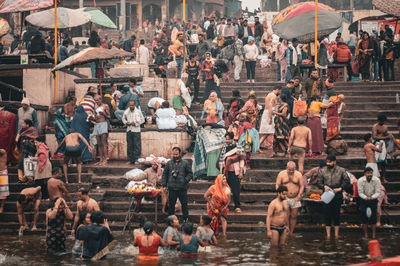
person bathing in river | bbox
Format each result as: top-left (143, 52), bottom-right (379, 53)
top-left (275, 161), bottom-right (304, 236)
top-left (134, 221), bottom-right (168, 263)
top-left (179, 222), bottom-right (205, 259)
top-left (162, 215), bottom-right (180, 250)
top-left (71, 188), bottom-right (100, 237)
top-left (55, 129), bottom-right (92, 184)
top-left (266, 185), bottom-right (290, 246)
top-left (196, 215), bottom-right (218, 252)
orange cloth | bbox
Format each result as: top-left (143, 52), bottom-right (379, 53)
top-left (207, 174), bottom-right (230, 235)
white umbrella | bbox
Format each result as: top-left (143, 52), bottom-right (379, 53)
top-left (25, 7), bottom-right (91, 29)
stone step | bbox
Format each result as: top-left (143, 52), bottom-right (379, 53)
top-left (100, 188), bottom-right (400, 204)
top-left (8, 182), bottom-right (91, 193)
top-left (5, 191), bottom-right (104, 202)
top-left (7, 173), bottom-right (92, 184)
top-left (1, 222), bottom-right (398, 234)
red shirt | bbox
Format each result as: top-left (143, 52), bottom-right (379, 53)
top-left (136, 235), bottom-right (161, 255)
top-left (202, 60), bottom-right (214, 80)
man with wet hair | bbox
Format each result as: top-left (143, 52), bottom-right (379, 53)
top-left (266, 185), bottom-right (289, 246)
top-left (71, 188), bottom-right (100, 236)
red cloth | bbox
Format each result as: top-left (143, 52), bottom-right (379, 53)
top-left (202, 60), bottom-right (214, 80)
top-left (326, 98), bottom-right (340, 141)
top-left (36, 143), bottom-right (50, 173)
top-left (0, 110), bottom-right (16, 160)
top-left (334, 44), bottom-right (352, 62)
top-left (136, 235), bottom-right (161, 255)
top-left (207, 174), bottom-right (230, 235)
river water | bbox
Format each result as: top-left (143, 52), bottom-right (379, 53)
top-left (1, 231), bottom-right (399, 265)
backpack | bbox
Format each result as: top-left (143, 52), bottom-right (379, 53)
top-left (222, 44), bottom-right (235, 61)
top-left (327, 137), bottom-right (348, 155)
top-left (244, 130), bottom-right (253, 153)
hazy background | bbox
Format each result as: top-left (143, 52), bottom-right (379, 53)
top-left (242, 0), bottom-right (261, 11)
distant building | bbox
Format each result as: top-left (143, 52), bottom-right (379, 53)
top-left (60, 0), bottom-right (241, 31)
top-left (261, 0), bottom-right (373, 11)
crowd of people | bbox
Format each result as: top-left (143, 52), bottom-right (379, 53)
top-left (0, 12), bottom-right (400, 263)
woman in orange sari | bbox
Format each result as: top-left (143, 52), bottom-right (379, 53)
top-left (204, 174), bottom-right (231, 236)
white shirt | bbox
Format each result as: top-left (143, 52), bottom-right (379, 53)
top-left (122, 107), bottom-right (145, 132)
top-left (357, 176), bottom-right (382, 200)
top-left (244, 44), bottom-right (259, 61)
top-left (147, 97), bottom-right (165, 109)
top-left (137, 45), bottom-right (150, 65)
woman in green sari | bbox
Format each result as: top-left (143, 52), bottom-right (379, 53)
top-left (53, 108), bottom-right (70, 155)
top-left (273, 95), bottom-right (290, 157)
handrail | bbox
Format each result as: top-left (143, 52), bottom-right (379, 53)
top-left (0, 80), bottom-right (25, 101)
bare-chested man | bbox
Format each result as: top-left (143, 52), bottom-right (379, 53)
top-left (363, 133), bottom-right (383, 180)
top-left (0, 149), bottom-right (8, 213)
top-left (372, 114), bottom-right (390, 183)
top-left (93, 95), bottom-right (110, 166)
top-left (47, 167), bottom-right (72, 203)
top-left (276, 161), bottom-right (304, 235)
top-left (63, 96), bottom-right (76, 121)
top-left (259, 85), bottom-right (282, 150)
top-left (55, 130), bottom-right (92, 184)
top-left (71, 188), bottom-right (100, 236)
top-left (288, 117), bottom-right (312, 174)
top-left (17, 186), bottom-right (41, 234)
top-left (266, 185), bottom-right (289, 246)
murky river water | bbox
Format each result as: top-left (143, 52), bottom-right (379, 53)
top-left (1, 231), bottom-right (400, 265)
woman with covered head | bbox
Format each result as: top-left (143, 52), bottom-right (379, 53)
top-left (226, 89), bottom-right (245, 124)
top-left (71, 105), bottom-right (92, 163)
top-left (53, 107), bottom-right (70, 156)
top-left (201, 91), bottom-right (223, 123)
top-left (204, 174), bottom-right (231, 236)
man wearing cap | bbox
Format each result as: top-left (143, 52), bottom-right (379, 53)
top-left (16, 98), bottom-right (38, 136)
top-left (171, 32), bottom-right (186, 78)
top-left (358, 167), bottom-right (381, 238)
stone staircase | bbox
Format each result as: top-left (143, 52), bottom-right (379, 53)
top-left (2, 62), bottom-right (400, 235)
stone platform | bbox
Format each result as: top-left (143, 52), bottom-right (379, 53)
top-left (45, 128), bottom-right (193, 159)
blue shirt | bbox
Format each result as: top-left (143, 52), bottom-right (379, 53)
top-left (129, 85), bottom-right (143, 106)
top-left (179, 235), bottom-right (200, 253)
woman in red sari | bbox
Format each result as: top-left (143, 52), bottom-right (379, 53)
top-left (204, 174), bottom-right (231, 236)
top-left (356, 32), bottom-right (373, 81)
top-left (325, 95), bottom-right (342, 142)
top-left (239, 93), bottom-right (258, 128)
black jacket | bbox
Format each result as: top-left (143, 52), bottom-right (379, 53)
top-left (162, 158), bottom-right (193, 190)
top-left (254, 22), bottom-right (264, 38)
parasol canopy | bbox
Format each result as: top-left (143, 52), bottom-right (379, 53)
top-left (81, 7), bottom-right (117, 29)
top-left (372, 0), bottom-right (400, 17)
top-left (25, 7), bottom-right (91, 29)
top-left (0, 0), bottom-right (53, 13)
top-left (0, 17), bottom-right (10, 37)
top-left (272, 1), bottom-right (342, 43)
top-left (51, 47), bottom-right (134, 72)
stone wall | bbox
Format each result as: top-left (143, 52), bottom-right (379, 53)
top-left (45, 129), bottom-right (192, 159)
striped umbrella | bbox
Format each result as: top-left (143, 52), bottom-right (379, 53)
top-left (272, 1), bottom-right (342, 43)
top-left (0, 0), bottom-right (53, 13)
top-left (51, 47), bottom-right (134, 72)
top-left (25, 7), bottom-right (91, 29)
top-left (372, 0), bottom-right (400, 17)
